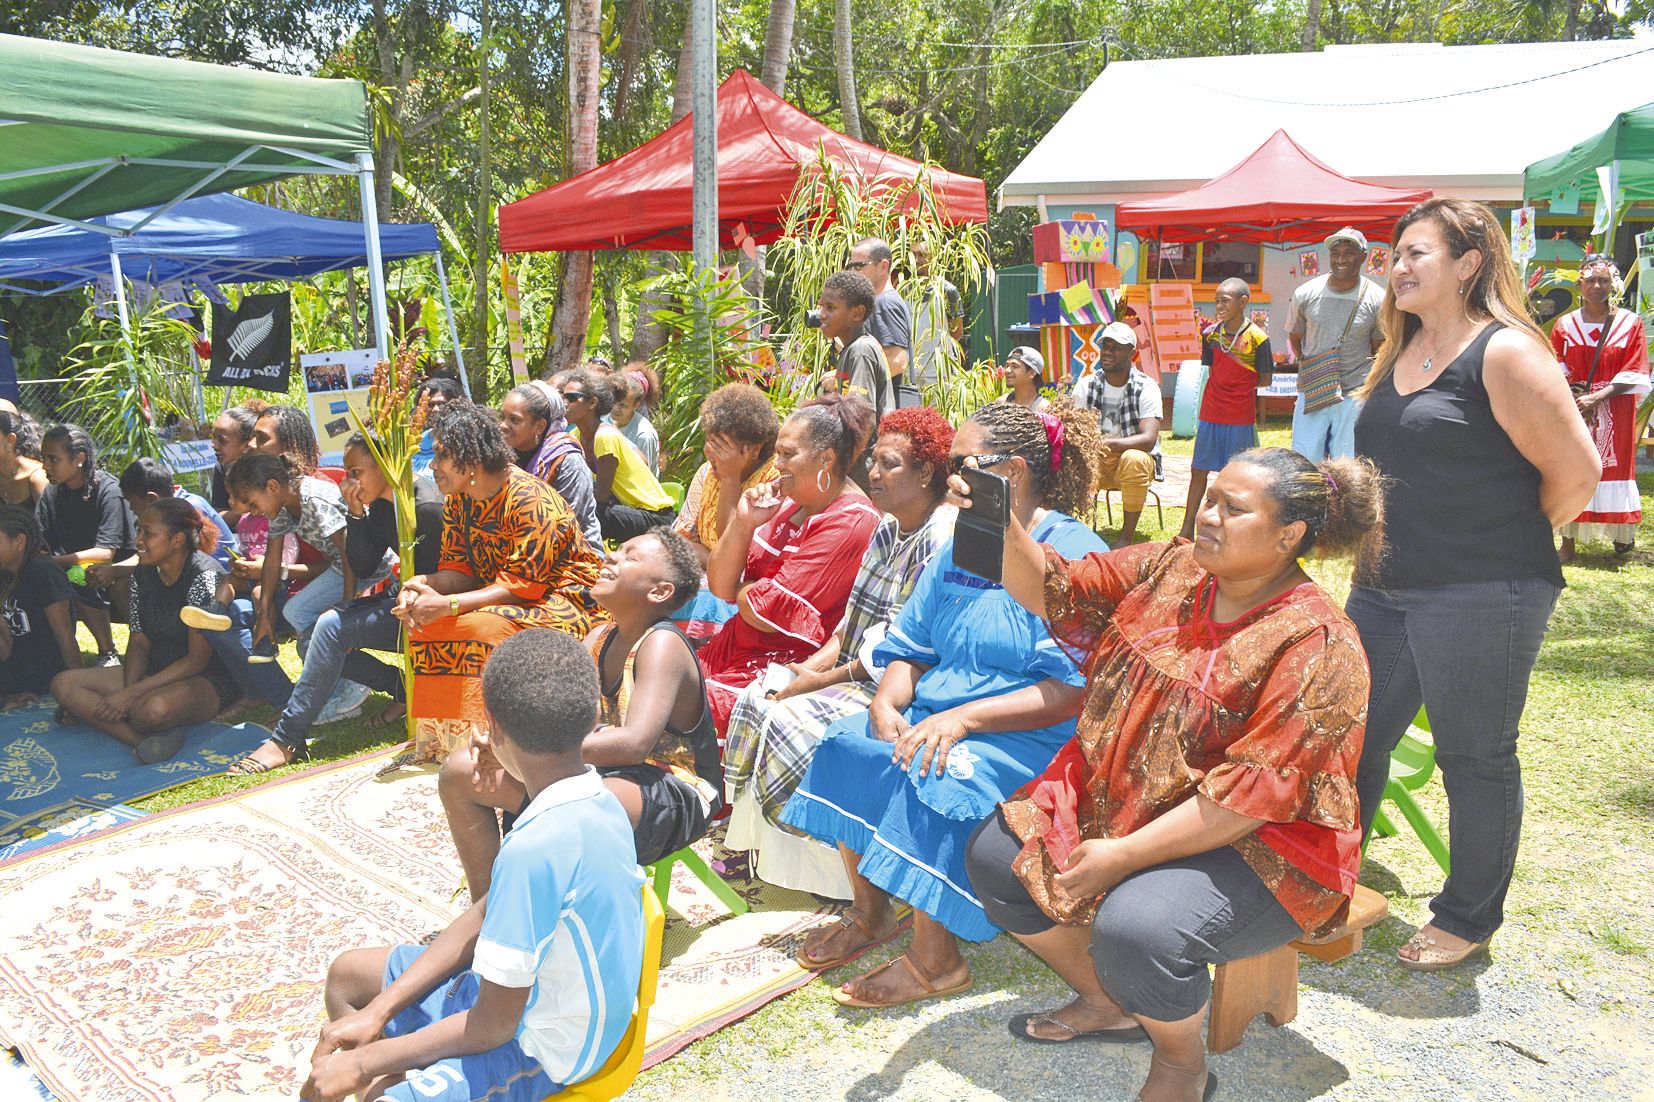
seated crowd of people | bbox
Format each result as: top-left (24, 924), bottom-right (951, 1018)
top-left (9, 205), bottom-right (1615, 1102)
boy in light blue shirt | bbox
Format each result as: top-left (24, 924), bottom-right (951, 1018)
top-left (302, 629), bottom-right (644, 1102)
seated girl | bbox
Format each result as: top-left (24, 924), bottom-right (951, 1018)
top-left (696, 395), bottom-right (883, 734)
top-left (497, 380), bottom-right (601, 550)
top-left (780, 399), bottom-right (1105, 1008)
top-left (671, 382), bottom-right (780, 641)
top-left (0, 410), bottom-right (48, 510)
top-left (0, 507), bottom-right (81, 710)
top-left (556, 368), bottom-right (678, 542)
top-left (51, 499), bottom-right (238, 764)
top-left (218, 434), bottom-right (446, 773)
top-left (397, 401), bottom-right (606, 760)
top-left (962, 449), bottom-right (1379, 1102)
top-left (440, 527), bottom-right (718, 894)
top-left (37, 423), bottom-right (135, 667)
top-left (607, 362), bottom-right (662, 476)
top-left (207, 404), bottom-right (257, 519)
top-left (722, 407), bottom-right (955, 896)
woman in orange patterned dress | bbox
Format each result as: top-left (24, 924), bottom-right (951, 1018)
top-left (961, 448), bottom-right (1383, 1102)
top-left (395, 402), bottom-right (606, 757)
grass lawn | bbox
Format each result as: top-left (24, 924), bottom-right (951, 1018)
top-left (75, 426), bottom-right (1654, 1098)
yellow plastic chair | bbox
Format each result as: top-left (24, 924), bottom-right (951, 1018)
top-left (660, 480), bottom-right (686, 513)
top-left (544, 884), bottom-right (666, 1101)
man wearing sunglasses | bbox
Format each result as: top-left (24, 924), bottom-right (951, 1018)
top-left (848, 238), bottom-right (913, 388)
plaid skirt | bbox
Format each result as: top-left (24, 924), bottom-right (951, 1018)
top-left (722, 676), bottom-right (878, 828)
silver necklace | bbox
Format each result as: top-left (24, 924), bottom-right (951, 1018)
top-left (1420, 322), bottom-right (1468, 373)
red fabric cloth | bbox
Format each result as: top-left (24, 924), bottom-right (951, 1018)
top-left (697, 492), bottom-right (881, 732)
top-left (499, 70), bottom-right (987, 254)
top-left (1000, 542), bottom-right (1369, 937)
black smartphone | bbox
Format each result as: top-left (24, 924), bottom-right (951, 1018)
top-left (954, 465), bottom-right (1011, 583)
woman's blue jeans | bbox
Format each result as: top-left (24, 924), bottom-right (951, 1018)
top-left (1347, 578), bottom-right (1559, 944)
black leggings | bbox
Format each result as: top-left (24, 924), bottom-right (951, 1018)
top-left (597, 500), bottom-right (677, 543)
top-left (965, 812), bottom-right (1302, 1022)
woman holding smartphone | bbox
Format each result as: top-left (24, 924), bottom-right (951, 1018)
top-left (780, 399), bottom-right (1104, 1009)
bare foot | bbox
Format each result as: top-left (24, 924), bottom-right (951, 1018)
top-left (1021, 994), bottom-right (1138, 1040)
top-left (799, 908), bottom-right (898, 970)
top-left (1138, 1054), bottom-right (1209, 1102)
top-left (1, 692), bottom-right (38, 713)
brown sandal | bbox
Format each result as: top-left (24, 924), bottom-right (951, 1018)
top-left (368, 701), bottom-right (407, 729)
top-left (797, 909), bottom-right (901, 971)
top-left (829, 952), bottom-right (973, 1008)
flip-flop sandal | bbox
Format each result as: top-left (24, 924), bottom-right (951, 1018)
top-left (830, 952), bottom-right (972, 1009)
top-left (1203, 1072), bottom-right (1219, 1101)
top-left (796, 909), bottom-right (905, 972)
top-left (368, 703), bottom-right (407, 729)
top-left (1008, 1011), bottom-right (1148, 1045)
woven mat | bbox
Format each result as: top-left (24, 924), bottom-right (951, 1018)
top-left (0, 695), bottom-right (266, 850)
top-left (0, 750), bottom-right (845, 1100)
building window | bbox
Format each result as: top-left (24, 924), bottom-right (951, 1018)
top-left (1201, 240), bottom-right (1262, 284)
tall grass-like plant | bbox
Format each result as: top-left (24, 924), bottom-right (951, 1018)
top-left (768, 145), bottom-right (993, 425)
top-left (641, 260), bottom-right (765, 482)
top-left (64, 299), bottom-right (201, 472)
top-left (345, 343), bottom-right (431, 750)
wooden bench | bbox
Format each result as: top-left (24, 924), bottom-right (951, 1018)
top-left (1206, 884), bottom-right (1388, 1054)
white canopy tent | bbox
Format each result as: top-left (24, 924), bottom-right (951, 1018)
top-left (1003, 40), bottom-right (1654, 211)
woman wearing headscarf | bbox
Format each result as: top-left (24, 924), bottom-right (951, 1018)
top-left (498, 379), bottom-right (602, 550)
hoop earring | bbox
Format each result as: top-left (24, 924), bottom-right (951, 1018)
top-left (816, 469), bottom-right (831, 494)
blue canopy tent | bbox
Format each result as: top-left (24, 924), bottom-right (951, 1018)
top-left (0, 192), bottom-right (466, 393)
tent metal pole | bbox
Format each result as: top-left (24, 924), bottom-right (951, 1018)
top-left (690, 0), bottom-right (718, 268)
top-left (355, 152), bottom-right (394, 362)
top-left (433, 251), bottom-right (471, 397)
top-left (107, 247), bottom-right (138, 384)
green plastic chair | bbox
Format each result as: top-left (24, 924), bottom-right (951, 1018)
top-left (1368, 706), bottom-right (1451, 875)
top-left (648, 845), bottom-right (748, 916)
top-left (660, 480), bottom-right (686, 513)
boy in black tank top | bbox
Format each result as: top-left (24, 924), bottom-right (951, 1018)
top-left (439, 527), bottom-right (720, 895)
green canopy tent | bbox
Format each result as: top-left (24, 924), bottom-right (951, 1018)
top-left (0, 34), bottom-right (397, 359)
top-left (1524, 100), bottom-right (1654, 204)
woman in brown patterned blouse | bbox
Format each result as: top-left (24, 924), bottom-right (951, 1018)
top-left (961, 447), bottom-right (1383, 1102)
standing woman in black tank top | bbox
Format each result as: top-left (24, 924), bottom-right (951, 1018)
top-left (1350, 199), bottom-right (1600, 971)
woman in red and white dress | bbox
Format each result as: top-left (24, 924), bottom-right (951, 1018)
top-left (1551, 256), bottom-right (1650, 560)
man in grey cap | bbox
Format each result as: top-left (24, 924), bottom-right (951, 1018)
top-left (1071, 321), bottom-right (1162, 544)
top-left (1286, 226), bottom-right (1385, 461)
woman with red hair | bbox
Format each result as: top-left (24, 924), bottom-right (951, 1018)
top-left (723, 407), bottom-right (956, 896)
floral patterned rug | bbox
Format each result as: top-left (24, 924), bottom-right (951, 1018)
top-left (0, 749), bottom-right (849, 1100)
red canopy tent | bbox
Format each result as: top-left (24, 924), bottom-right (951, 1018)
top-left (498, 69), bottom-right (989, 254)
top-left (1114, 130), bottom-right (1431, 245)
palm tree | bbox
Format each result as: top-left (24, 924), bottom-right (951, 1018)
top-left (834, 0), bottom-right (862, 140)
top-left (762, 0), bottom-right (796, 95)
top-left (545, 0), bottom-right (602, 374)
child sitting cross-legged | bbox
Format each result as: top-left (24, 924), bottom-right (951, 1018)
top-left (301, 628), bottom-right (644, 1102)
top-left (440, 526), bottom-right (722, 895)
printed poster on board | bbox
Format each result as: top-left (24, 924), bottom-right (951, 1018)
top-left (208, 292), bottom-right (292, 392)
top-left (300, 348), bottom-right (379, 465)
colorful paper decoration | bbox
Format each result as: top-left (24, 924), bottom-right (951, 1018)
top-left (1149, 283), bottom-right (1202, 365)
top-left (1028, 291), bottom-right (1065, 326)
top-left (1040, 323), bottom-right (1104, 384)
top-left (1511, 206), bottom-right (1537, 264)
top-left (1364, 247), bottom-right (1390, 277)
top-left (1033, 219), bottom-right (1111, 264)
top-left (1299, 250), bottom-right (1320, 278)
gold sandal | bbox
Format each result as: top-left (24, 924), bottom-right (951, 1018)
top-left (1397, 928), bottom-right (1487, 972)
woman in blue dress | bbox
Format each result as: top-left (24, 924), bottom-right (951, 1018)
top-left (783, 398), bottom-right (1106, 1008)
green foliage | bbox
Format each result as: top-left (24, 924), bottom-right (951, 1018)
top-left (642, 261), bottom-right (766, 482)
top-left (768, 145), bottom-right (992, 423)
top-left (63, 299), bottom-right (200, 472)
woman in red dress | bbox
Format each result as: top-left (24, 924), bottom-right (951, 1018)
top-left (963, 448), bottom-right (1384, 1102)
top-left (1550, 256), bottom-right (1649, 560)
top-left (697, 395), bottom-right (882, 734)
